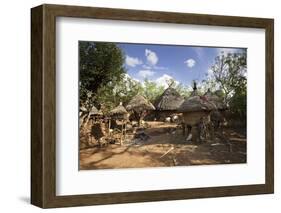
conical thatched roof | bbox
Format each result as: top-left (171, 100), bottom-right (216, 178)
top-left (178, 95), bottom-right (217, 113)
top-left (126, 95), bottom-right (155, 113)
top-left (204, 89), bottom-right (227, 110)
top-left (109, 103), bottom-right (128, 117)
top-left (154, 87), bottom-right (184, 111)
top-left (89, 105), bottom-right (103, 116)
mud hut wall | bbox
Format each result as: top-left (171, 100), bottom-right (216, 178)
top-left (182, 111), bottom-right (210, 126)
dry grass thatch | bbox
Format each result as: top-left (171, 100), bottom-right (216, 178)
top-left (109, 103), bottom-right (128, 119)
top-left (178, 95), bottom-right (217, 113)
top-left (89, 105), bottom-right (103, 116)
top-left (204, 89), bottom-right (227, 110)
top-left (154, 87), bottom-right (184, 111)
top-left (126, 95), bottom-right (155, 112)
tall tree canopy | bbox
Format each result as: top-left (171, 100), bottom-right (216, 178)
top-left (204, 51), bottom-right (247, 104)
top-left (202, 51), bottom-right (247, 120)
top-left (79, 41), bottom-right (126, 104)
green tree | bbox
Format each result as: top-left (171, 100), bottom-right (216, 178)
top-left (207, 51), bottom-right (247, 104)
top-left (141, 79), bottom-right (165, 102)
top-left (95, 74), bottom-right (142, 112)
top-left (175, 83), bottom-right (192, 98)
top-left (79, 41), bottom-right (126, 106)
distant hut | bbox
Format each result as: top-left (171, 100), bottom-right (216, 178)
top-left (126, 94), bottom-right (155, 126)
top-left (154, 87), bottom-right (184, 121)
top-left (88, 105), bottom-right (103, 122)
top-left (204, 89), bottom-right (227, 129)
top-left (178, 83), bottom-right (216, 141)
top-left (109, 103), bottom-right (129, 145)
top-left (80, 105), bottom-right (103, 127)
top-left (203, 89), bottom-right (227, 110)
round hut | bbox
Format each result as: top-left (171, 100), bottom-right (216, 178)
top-left (126, 94), bottom-right (155, 126)
top-left (204, 89), bottom-right (227, 129)
top-left (154, 87), bottom-right (184, 121)
top-left (178, 83), bottom-right (216, 142)
top-left (178, 95), bottom-right (216, 126)
top-left (203, 89), bottom-right (227, 110)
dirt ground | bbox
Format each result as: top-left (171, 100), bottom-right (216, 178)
top-left (79, 121), bottom-right (246, 170)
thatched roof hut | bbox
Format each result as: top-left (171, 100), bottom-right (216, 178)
top-left (178, 85), bottom-right (217, 126)
top-left (126, 95), bottom-right (155, 113)
top-left (203, 89), bottom-right (227, 110)
top-left (89, 105), bottom-right (103, 117)
top-left (154, 87), bottom-right (184, 111)
top-left (178, 95), bottom-right (216, 113)
top-left (109, 103), bottom-right (129, 120)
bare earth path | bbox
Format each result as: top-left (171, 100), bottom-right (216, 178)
top-left (80, 122), bottom-right (246, 170)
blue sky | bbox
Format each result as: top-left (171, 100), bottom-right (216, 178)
top-left (118, 43), bottom-right (246, 88)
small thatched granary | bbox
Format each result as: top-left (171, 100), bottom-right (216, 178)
top-left (80, 105), bottom-right (103, 127)
top-left (88, 105), bottom-right (103, 121)
top-left (178, 83), bottom-right (217, 141)
top-left (109, 103), bottom-right (129, 120)
top-left (89, 105), bottom-right (102, 115)
top-left (109, 103), bottom-right (129, 145)
top-left (126, 94), bottom-right (155, 125)
top-left (154, 87), bottom-right (184, 120)
top-left (178, 95), bottom-right (216, 126)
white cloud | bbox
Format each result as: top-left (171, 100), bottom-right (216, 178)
top-left (142, 64), bottom-right (151, 69)
top-left (125, 55), bottom-right (142, 67)
top-left (138, 70), bottom-right (155, 79)
top-left (184, 58), bottom-right (196, 68)
top-left (145, 49), bottom-right (158, 65)
top-left (155, 74), bottom-right (179, 89)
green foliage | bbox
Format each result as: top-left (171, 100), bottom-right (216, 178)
top-left (79, 41), bottom-right (126, 105)
top-left (140, 79), bottom-right (165, 102)
top-left (95, 74), bottom-right (142, 113)
top-left (209, 51), bottom-right (247, 103)
top-left (202, 51), bottom-right (247, 120)
top-left (79, 41), bottom-right (247, 123)
top-left (174, 83), bottom-right (192, 98)
top-left (229, 81), bottom-right (247, 119)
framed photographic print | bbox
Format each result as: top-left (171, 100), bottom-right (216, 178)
top-left (31, 4), bottom-right (274, 208)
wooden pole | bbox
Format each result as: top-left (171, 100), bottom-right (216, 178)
top-left (121, 120), bottom-right (124, 145)
top-left (108, 119), bottom-right (111, 135)
top-left (124, 120), bottom-right (127, 143)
